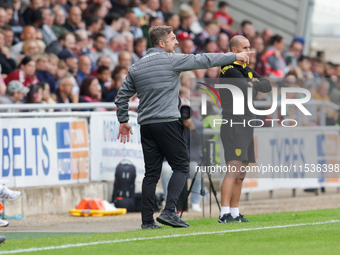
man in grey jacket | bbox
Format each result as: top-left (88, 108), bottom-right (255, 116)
top-left (115, 26), bottom-right (253, 229)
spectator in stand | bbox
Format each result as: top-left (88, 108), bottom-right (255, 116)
top-left (40, 7), bottom-right (57, 46)
top-left (204, 38), bottom-right (218, 53)
top-left (0, 81), bottom-right (29, 110)
top-left (10, 0), bottom-right (24, 26)
top-left (196, 19), bottom-right (220, 53)
top-left (52, 7), bottom-right (69, 38)
top-left (23, 0), bottom-right (43, 25)
top-left (107, 65), bottom-right (128, 102)
top-left (145, 0), bottom-right (160, 19)
top-left (85, 15), bottom-right (102, 37)
top-left (216, 32), bottom-right (229, 53)
top-left (180, 71), bottom-right (196, 90)
top-left (0, 29), bottom-right (16, 75)
top-left (176, 31), bottom-right (193, 53)
top-left (38, 82), bottom-right (56, 110)
top-left (25, 83), bottom-right (43, 107)
top-left (3, 25), bottom-right (14, 48)
top-left (177, 10), bottom-right (195, 38)
top-left (201, 11), bottom-right (214, 27)
top-left (251, 35), bottom-right (264, 62)
top-left (106, 34), bottom-right (126, 68)
top-left (35, 53), bottom-right (57, 92)
top-left (295, 55), bottom-right (313, 79)
top-left (284, 37), bottom-right (304, 69)
top-left (157, 0), bottom-right (173, 21)
top-left (134, 37), bottom-right (147, 58)
top-left (261, 28), bottom-right (273, 44)
top-left (74, 30), bottom-right (91, 56)
top-left (10, 26), bottom-right (36, 56)
top-left (58, 32), bottom-right (76, 55)
top-left (90, 56), bottom-right (113, 76)
top-left (125, 9), bottom-right (143, 39)
top-left (164, 13), bottom-right (180, 32)
top-left (233, 20), bottom-right (255, 41)
top-left (330, 78), bottom-right (340, 106)
top-left (89, 33), bottom-right (109, 65)
top-left (79, 75), bottom-right (102, 104)
top-left (214, 2), bottom-right (233, 35)
top-left (97, 65), bottom-right (114, 101)
top-left (0, 7), bottom-right (6, 27)
top-left (121, 31), bottom-right (138, 63)
top-left (311, 58), bottom-right (322, 78)
top-left (64, 6), bottom-right (82, 32)
top-left (203, 0), bottom-right (216, 13)
top-left (118, 51), bottom-right (132, 69)
top-left (110, 0), bottom-right (129, 17)
top-left (260, 34), bottom-right (287, 79)
top-left (5, 56), bottom-right (39, 87)
top-left (314, 80), bottom-right (338, 125)
top-left (22, 39), bottom-right (39, 56)
top-left (103, 13), bottom-right (123, 43)
top-left (77, 55), bottom-right (92, 85)
top-left (53, 76), bottom-right (73, 105)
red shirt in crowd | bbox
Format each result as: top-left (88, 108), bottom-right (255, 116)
top-left (214, 12), bottom-right (233, 26)
top-left (4, 69), bottom-right (39, 87)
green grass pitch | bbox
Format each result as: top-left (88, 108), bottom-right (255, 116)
top-left (1, 208), bottom-right (340, 255)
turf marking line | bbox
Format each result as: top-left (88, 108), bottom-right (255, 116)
top-left (0, 220), bottom-right (339, 254)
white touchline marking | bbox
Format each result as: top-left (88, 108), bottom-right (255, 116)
top-left (0, 220), bottom-right (339, 254)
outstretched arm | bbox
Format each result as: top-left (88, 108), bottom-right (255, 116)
top-left (169, 52), bottom-right (254, 72)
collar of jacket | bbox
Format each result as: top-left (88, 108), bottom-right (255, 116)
top-left (233, 61), bottom-right (247, 68)
top-left (146, 47), bottom-right (168, 54)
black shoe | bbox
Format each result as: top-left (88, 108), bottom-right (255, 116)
top-left (218, 213), bottom-right (237, 223)
top-left (156, 210), bottom-right (189, 228)
top-left (234, 214), bottom-right (250, 222)
top-left (141, 222), bottom-right (163, 230)
top-left (0, 236), bottom-right (6, 245)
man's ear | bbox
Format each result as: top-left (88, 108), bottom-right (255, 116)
top-left (159, 40), bottom-right (165, 48)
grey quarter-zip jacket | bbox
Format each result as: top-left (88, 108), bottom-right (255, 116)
top-left (115, 47), bottom-right (236, 125)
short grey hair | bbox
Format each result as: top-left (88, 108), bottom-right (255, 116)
top-left (149, 26), bottom-right (173, 47)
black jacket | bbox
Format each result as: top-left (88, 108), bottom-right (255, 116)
top-left (0, 52), bottom-right (16, 74)
top-left (219, 61), bottom-right (272, 121)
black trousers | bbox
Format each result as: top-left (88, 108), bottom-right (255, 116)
top-left (140, 120), bottom-right (189, 223)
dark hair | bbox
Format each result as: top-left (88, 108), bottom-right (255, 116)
top-left (104, 13), bottom-right (121, 25)
top-left (94, 33), bottom-right (106, 41)
top-left (2, 24), bottom-right (13, 32)
top-left (85, 15), bottom-right (100, 27)
top-left (111, 65), bottom-right (128, 80)
top-left (98, 65), bottom-right (109, 74)
top-left (80, 76), bottom-right (97, 98)
top-left (74, 33), bottom-right (82, 42)
top-left (298, 55), bottom-right (310, 63)
top-left (19, 56), bottom-right (34, 68)
top-left (134, 37), bottom-right (147, 47)
top-left (37, 81), bottom-right (47, 90)
top-left (218, 1), bottom-right (229, 8)
top-left (269, 34), bottom-right (283, 46)
top-left (59, 32), bottom-right (74, 41)
top-left (241, 20), bottom-right (252, 27)
top-left (1, 3), bottom-right (13, 11)
top-left (31, 10), bottom-right (43, 24)
top-left (164, 13), bottom-right (175, 24)
top-left (25, 84), bottom-right (42, 104)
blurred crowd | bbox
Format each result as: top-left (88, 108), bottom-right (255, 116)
top-left (0, 0), bottom-right (338, 125)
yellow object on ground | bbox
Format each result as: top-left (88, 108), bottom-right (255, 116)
top-left (69, 208), bottom-right (127, 217)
